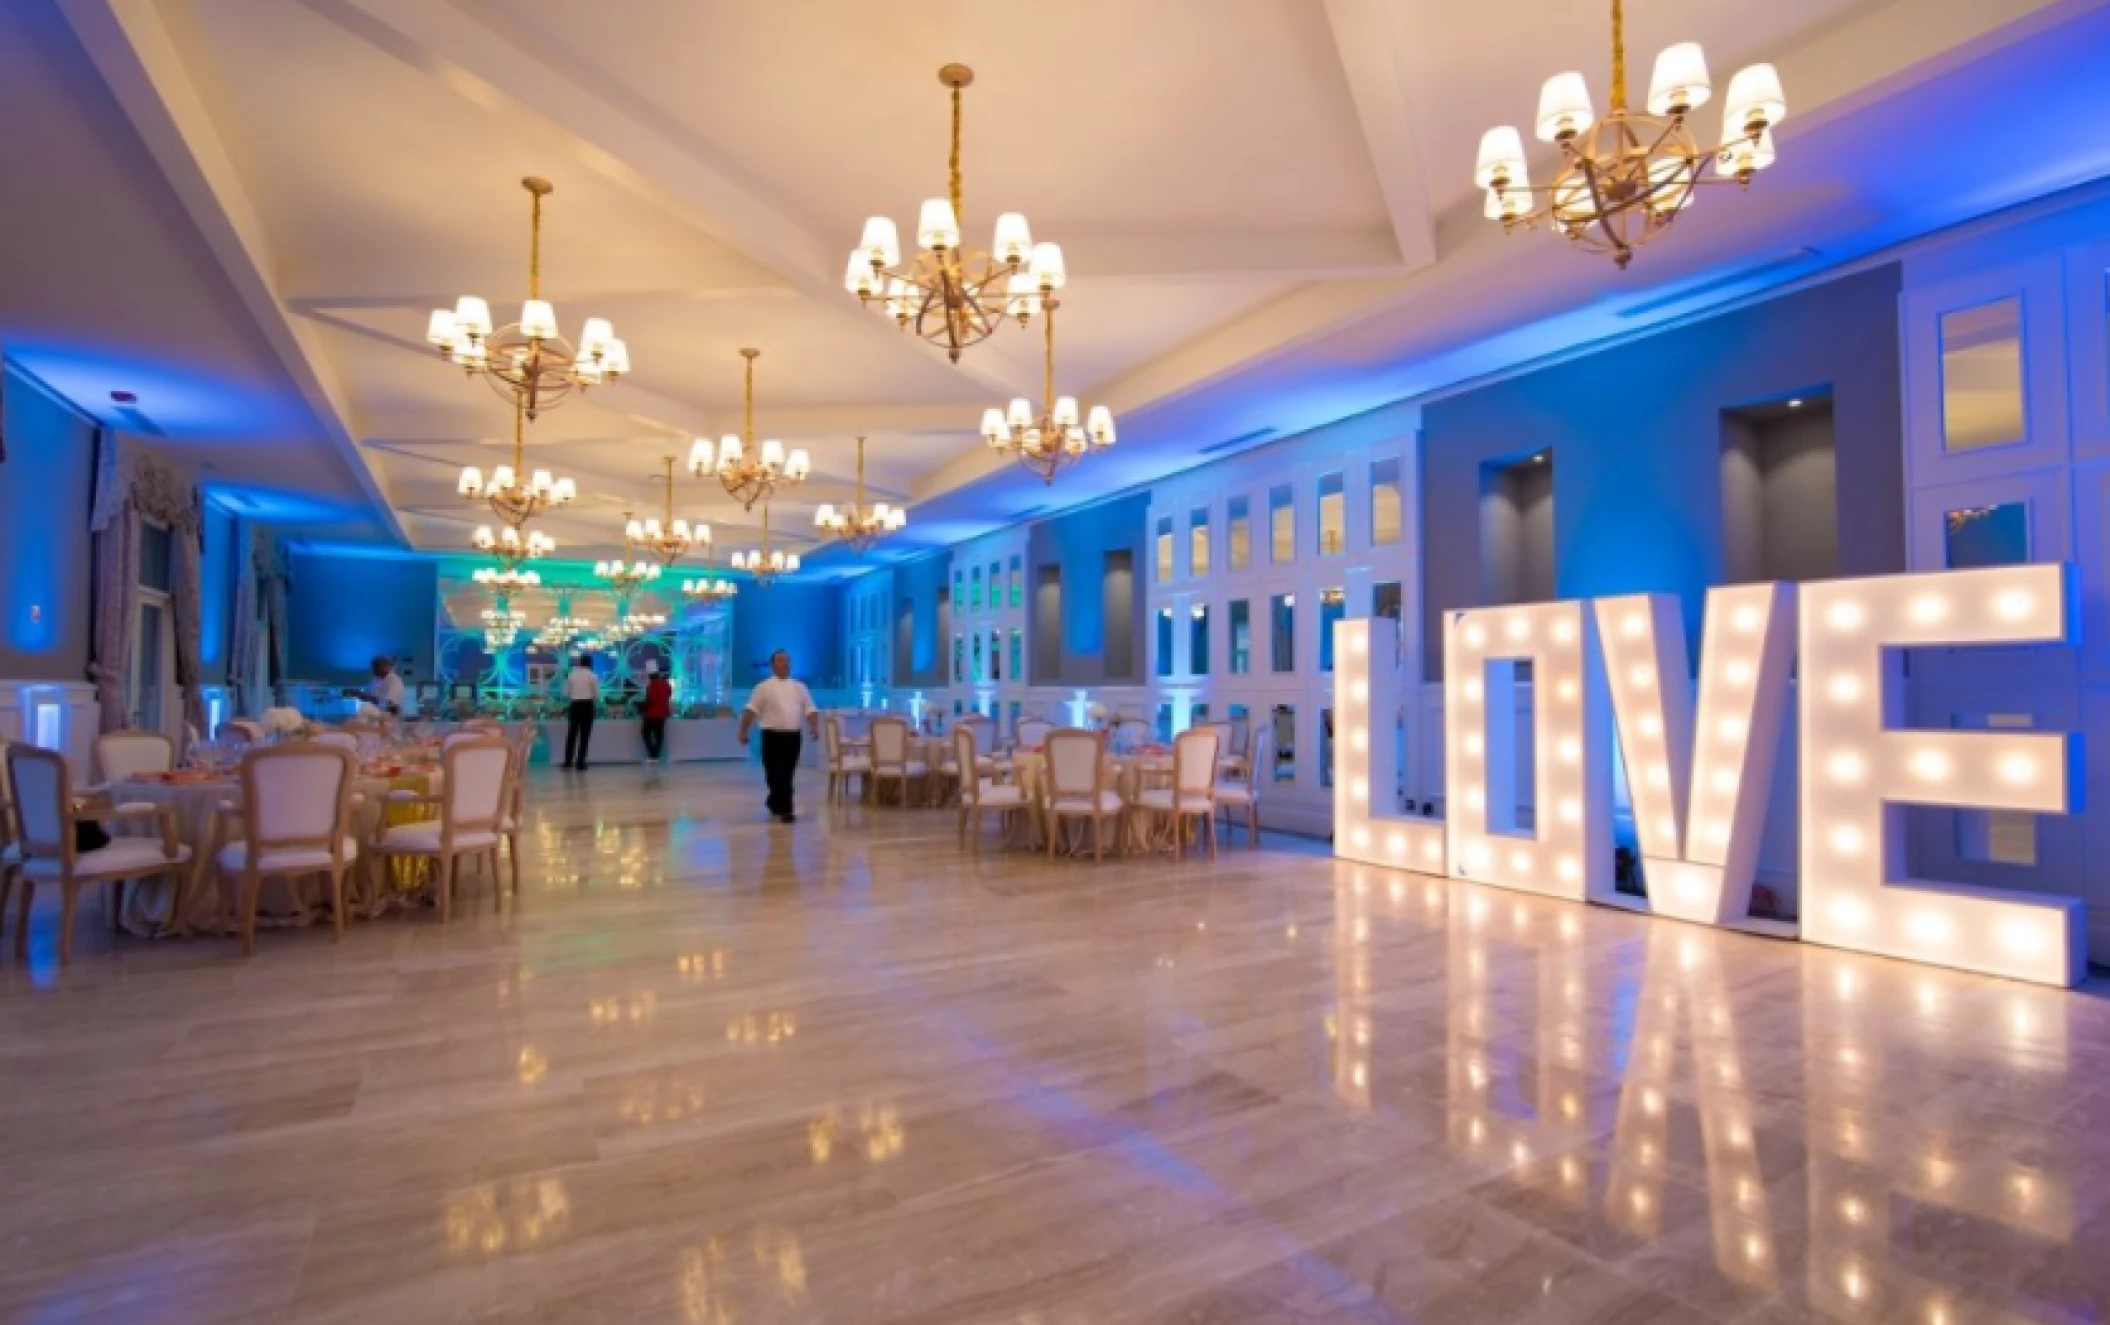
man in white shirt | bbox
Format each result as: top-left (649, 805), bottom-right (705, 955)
top-left (562, 655), bottom-right (601, 770)
top-left (366, 656), bottom-right (407, 715)
top-left (738, 649), bottom-right (819, 823)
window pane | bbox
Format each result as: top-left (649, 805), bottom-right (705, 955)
top-left (1318, 588), bottom-right (1345, 672)
top-left (1156, 608), bottom-right (1175, 677)
top-left (1270, 592), bottom-right (1295, 672)
top-left (1228, 496), bottom-right (1251, 572)
top-left (1156, 517), bottom-right (1174, 581)
top-left (1189, 507), bottom-right (1210, 578)
top-left (989, 629), bottom-right (1001, 680)
top-left (1229, 600), bottom-right (1251, 674)
top-left (1270, 486), bottom-right (1295, 564)
top-left (1009, 555), bottom-right (1022, 608)
top-left (1373, 581), bottom-right (1403, 620)
top-left (1272, 704), bottom-right (1296, 783)
top-left (1371, 458), bottom-right (1402, 546)
top-left (1190, 604), bottom-right (1210, 676)
top-left (139, 522), bottom-right (173, 592)
top-left (953, 633), bottom-right (964, 682)
top-left (1945, 502), bottom-right (2029, 568)
top-left (1940, 297), bottom-right (2025, 452)
top-left (971, 632), bottom-right (983, 681)
top-left (1009, 629), bottom-right (1022, 680)
top-left (1318, 472), bottom-right (1345, 555)
top-left (971, 567), bottom-right (982, 612)
top-left (1320, 707), bottom-right (1335, 788)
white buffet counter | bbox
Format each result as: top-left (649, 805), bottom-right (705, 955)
top-left (533, 717), bottom-right (751, 765)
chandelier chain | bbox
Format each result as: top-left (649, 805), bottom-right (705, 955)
top-left (527, 185), bottom-right (542, 299)
top-left (949, 81), bottom-right (964, 230)
top-left (1043, 305), bottom-right (1056, 416)
top-left (1610, 0), bottom-right (1627, 111)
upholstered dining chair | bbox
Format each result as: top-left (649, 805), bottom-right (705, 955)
top-left (367, 737), bottom-right (511, 923)
top-left (312, 732), bottom-right (361, 755)
top-left (215, 743), bottom-right (360, 956)
top-left (0, 740), bottom-right (16, 936)
top-left (216, 719), bottom-right (265, 746)
top-left (867, 717), bottom-right (925, 807)
top-left (6, 744), bottom-right (190, 966)
top-left (1015, 717), bottom-right (1054, 750)
top-left (1135, 727), bottom-right (1221, 859)
top-left (1214, 727), bottom-right (1270, 847)
top-left (93, 731), bottom-right (175, 786)
top-left (1043, 728), bottom-right (1124, 862)
top-left (821, 716), bottom-right (870, 804)
top-left (1221, 715), bottom-right (1254, 781)
top-left (953, 728), bottom-right (1028, 852)
top-left (1196, 722), bottom-right (1239, 780)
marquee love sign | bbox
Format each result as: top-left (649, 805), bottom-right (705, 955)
top-left (1333, 563), bottom-right (2086, 987)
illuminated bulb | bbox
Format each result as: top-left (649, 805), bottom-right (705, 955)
top-left (1556, 856), bottom-right (1580, 882)
top-left (1830, 897), bottom-right (1870, 931)
top-left (1829, 824), bottom-right (1864, 856)
top-left (1556, 679), bottom-right (1578, 703)
top-left (1828, 674), bottom-right (1864, 705)
top-left (1638, 713), bottom-right (1661, 738)
top-left (1556, 737), bottom-right (1581, 763)
top-left (1464, 789), bottom-right (1486, 811)
top-left (1909, 594), bottom-right (1950, 625)
top-left (1463, 679), bottom-right (1484, 703)
top-left (1710, 769), bottom-right (1737, 793)
top-left (1464, 733), bottom-right (1485, 757)
top-left (1656, 816), bottom-right (1676, 840)
top-left (1723, 660), bottom-right (1753, 686)
top-left (1908, 911), bottom-right (1953, 945)
top-left (1827, 751), bottom-right (1865, 784)
top-left (1996, 753), bottom-right (2037, 786)
top-left (1506, 616), bottom-right (1530, 640)
top-left (1826, 600), bottom-right (1865, 631)
top-left (1351, 731), bottom-right (1367, 752)
top-left (1552, 619), bottom-right (1576, 644)
top-left (1731, 604), bottom-right (1761, 633)
top-left (1998, 920), bottom-right (2044, 956)
top-left (1557, 798), bottom-right (1581, 824)
top-left (1629, 665), bottom-right (1655, 690)
top-left (1993, 589), bottom-right (2035, 622)
top-left (1717, 715), bottom-right (1746, 742)
top-left (1351, 681), bottom-right (1368, 702)
top-left (1464, 623), bottom-right (1486, 647)
top-left (1510, 850), bottom-right (1531, 874)
top-left (1622, 613), bottom-right (1647, 639)
top-left (1910, 749), bottom-right (1951, 781)
top-left (1646, 763), bottom-right (1669, 788)
top-left (1703, 821), bottom-right (1730, 846)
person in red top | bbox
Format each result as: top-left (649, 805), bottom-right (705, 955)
top-left (640, 661), bottom-right (674, 761)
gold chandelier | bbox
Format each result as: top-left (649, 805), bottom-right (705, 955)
top-left (606, 609), bottom-right (667, 643)
top-left (472, 565), bottom-right (541, 593)
top-left (682, 575), bottom-right (738, 601)
top-left (426, 177), bottom-right (630, 417)
top-left (627, 456), bottom-right (709, 567)
top-left (1475, 0), bottom-right (1786, 268)
top-left (459, 399), bottom-right (575, 531)
top-left (688, 349), bottom-right (810, 510)
top-left (814, 436), bottom-right (907, 553)
top-left (471, 523), bottom-right (554, 569)
top-left (845, 65), bottom-right (1067, 363)
top-left (596, 517), bottom-right (663, 591)
top-left (730, 503), bottom-right (800, 588)
top-left (978, 296), bottom-right (1114, 483)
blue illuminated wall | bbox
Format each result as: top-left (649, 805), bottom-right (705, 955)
top-left (198, 501), bottom-right (235, 683)
top-left (0, 363), bottom-right (97, 679)
top-left (1421, 264), bottom-right (1906, 676)
top-left (731, 580), bottom-right (844, 687)
top-left (1026, 491), bottom-right (1150, 685)
top-left (890, 552), bottom-right (951, 687)
top-left (287, 549), bottom-right (437, 686)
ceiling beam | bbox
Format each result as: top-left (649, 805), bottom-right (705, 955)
top-left (1321, 0), bottom-right (1439, 273)
top-left (61, 0), bottom-right (407, 543)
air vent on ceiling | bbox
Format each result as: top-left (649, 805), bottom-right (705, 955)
top-left (1617, 249), bottom-right (1820, 320)
top-left (1199, 426), bottom-right (1277, 457)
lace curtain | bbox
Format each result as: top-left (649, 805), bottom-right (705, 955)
top-left (88, 432), bottom-right (205, 734)
top-left (227, 526), bottom-right (288, 718)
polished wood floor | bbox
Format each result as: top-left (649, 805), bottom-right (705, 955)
top-left (3, 761), bottom-right (2109, 1323)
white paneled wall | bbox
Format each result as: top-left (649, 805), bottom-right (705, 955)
top-left (0, 681), bottom-right (99, 785)
top-left (1898, 185), bottom-right (2110, 959)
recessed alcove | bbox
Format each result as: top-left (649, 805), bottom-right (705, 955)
top-left (1478, 450), bottom-right (1555, 608)
top-left (1720, 391), bottom-right (1838, 584)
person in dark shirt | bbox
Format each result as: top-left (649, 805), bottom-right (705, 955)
top-left (640, 661), bottom-right (674, 761)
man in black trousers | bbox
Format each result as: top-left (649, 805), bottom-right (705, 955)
top-left (562, 654), bottom-right (599, 770)
top-left (736, 649), bottom-right (819, 823)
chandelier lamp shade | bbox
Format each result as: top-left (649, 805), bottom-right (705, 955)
top-left (1473, 0), bottom-right (1786, 268)
top-left (628, 456), bottom-right (709, 567)
top-left (458, 399), bottom-right (576, 532)
top-left (688, 349), bottom-right (810, 511)
top-left (471, 523), bottom-right (554, 567)
top-left (596, 520), bottom-right (664, 591)
top-left (425, 177), bottom-right (629, 418)
top-left (536, 613), bottom-right (594, 649)
top-left (730, 502), bottom-right (800, 587)
top-left (845, 65), bottom-right (1067, 364)
top-left (606, 610), bottom-right (668, 643)
top-left (472, 565), bottom-right (542, 593)
top-left (814, 436), bottom-right (908, 553)
top-left (682, 575), bottom-right (739, 601)
top-left (978, 296), bottom-right (1114, 484)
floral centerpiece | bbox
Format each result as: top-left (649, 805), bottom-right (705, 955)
top-left (1086, 702), bottom-right (1110, 729)
top-left (261, 706), bottom-right (306, 737)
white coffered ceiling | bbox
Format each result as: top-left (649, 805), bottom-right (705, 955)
top-left (8, 0), bottom-right (2109, 572)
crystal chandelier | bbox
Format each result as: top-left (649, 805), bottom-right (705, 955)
top-left (977, 296), bottom-right (1115, 483)
top-left (1474, 0), bottom-right (1786, 269)
top-left (459, 400), bottom-right (576, 531)
top-left (681, 575), bottom-right (738, 601)
top-left (845, 65), bottom-right (1067, 363)
top-left (688, 349), bottom-right (810, 511)
top-left (425, 177), bottom-right (630, 418)
top-left (627, 456), bottom-right (709, 567)
top-left (730, 503), bottom-right (800, 588)
top-left (814, 436), bottom-right (908, 553)
top-left (472, 565), bottom-right (542, 593)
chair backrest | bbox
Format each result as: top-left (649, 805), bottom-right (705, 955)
top-left (217, 720), bottom-right (262, 746)
top-left (1173, 728), bottom-right (1220, 795)
top-left (463, 718), bottom-right (504, 733)
top-left (1045, 729), bottom-right (1103, 797)
top-left (5, 743), bottom-right (73, 860)
top-left (441, 731), bottom-right (483, 749)
top-left (1200, 723), bottom-right (1234, 761)
top-left (239, 743), bottom-right (355, 857)
top-left (312, 732), bottom-right (361, 753)
top-left (821, 715), bottom-right (843, 761)
top-left (95, 731), bottom-right (175, 784)
top-left (961, 718), bottom-right (997, 758)
top-left (441, 738), bottom-right (512, 835)
top-left (1016, 718), bottom-right (1053, 748)
top-left (870, 717), bottom-right (910, 768)
top-left (1247, 727), bottom-right (1273, 794)
top-left (953, 729), bottom-right (982, 803)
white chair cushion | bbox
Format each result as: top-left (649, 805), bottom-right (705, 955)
top-left (1213, 784), bottom-right (1255, 805)
top-left (1136, 788), bottom-right (1213, 813)
top-left (971, 785), bottom-right (1028, 808)
top-left (880, 761), bottom-right (928, 777)
top-left (1050, 791), bottom-right (1124, 816)
top-left (939, 760), bottom-right (961, 776)
top-left (836, 757), bottom-right (871, 772)
top-left (24, 838), bottom-right (190, 881)
top-left (376, 821), bottom-right (499, 854)
top-left (216, 839), bottom-right (357, 874)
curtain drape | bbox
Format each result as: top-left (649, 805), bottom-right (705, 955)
top-left (261, 534), bottom-right (291, 696)
top-left (227, 519), bottom-right (261, 717)
top-left (88, 431), bottom-right (203, 734)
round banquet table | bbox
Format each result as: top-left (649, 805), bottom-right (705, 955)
top-left (1009, 750), bottom-right (1175, 854)
top-left (860, 737), bottom-right (953, 807)
top-left (111, 766), bottom-right (442, 936)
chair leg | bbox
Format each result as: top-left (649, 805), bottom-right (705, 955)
top-left (14, 880), bottom-right (34, 958)
top-left (328, 868), bottom-right (346, 943)
top-left (1092, 815), bottom-right (1103, 864)
top-left (508, 835), bottom-right (522, 898)
top-left (240, 869), bottom-right (262, 958)
top-left (1248, 802), bottom-right (1260, 847)
top-left (492, 851), bottom-right (503, 913)
top-left (438, 856), bottom-right (454, 924)
top-left (58, 882), bottom-right (79, 967)
top-left (0, 865), bottom-right (14, 939)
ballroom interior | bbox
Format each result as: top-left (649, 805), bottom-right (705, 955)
top-left (6, 0), bottom-right (2110, 1320)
